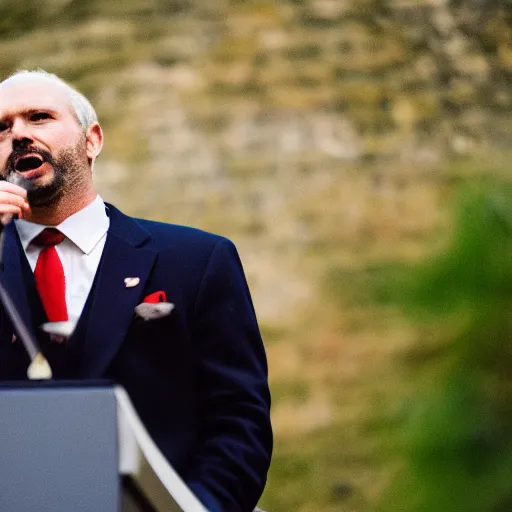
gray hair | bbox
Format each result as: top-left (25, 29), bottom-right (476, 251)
top-left (0, 69), bottom-right (98, 132)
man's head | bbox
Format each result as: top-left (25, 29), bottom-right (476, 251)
top-left (0, 70), bottom-right (103, 208)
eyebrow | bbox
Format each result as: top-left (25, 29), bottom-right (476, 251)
top-left (0, 107), bottom-right (58, 121)
top-left (19, 107), bottom-right (57, 115)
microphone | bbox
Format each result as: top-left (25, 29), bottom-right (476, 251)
top-left (0, 173), bottom-right (32, 226)
top-left (6, 172), bottom-right (32, 190)
top-left (0, 174), bottom-right (52, 379)
top-left (0, 173), bottom-right (31, 228)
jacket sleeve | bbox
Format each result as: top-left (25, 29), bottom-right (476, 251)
top-left (184, 238), bottom-right (272, 512)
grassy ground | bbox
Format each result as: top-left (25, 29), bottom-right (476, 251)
top-left (261, 294), bottom-right (413, 510)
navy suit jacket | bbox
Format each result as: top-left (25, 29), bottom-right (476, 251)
top-left (0, 204), bottom-right (272, 512)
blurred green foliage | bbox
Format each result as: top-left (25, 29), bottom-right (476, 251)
top-left (375, 182), bottom-right (512, 511)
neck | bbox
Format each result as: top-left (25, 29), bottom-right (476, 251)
top-left (25, 185), bottom-right (97, 226)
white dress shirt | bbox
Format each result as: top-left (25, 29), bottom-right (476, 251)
top-left (15, 195), bottom-right (110, 323)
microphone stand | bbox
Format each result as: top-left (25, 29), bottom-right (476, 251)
top-left (0, 215), bottom-right (52, 379)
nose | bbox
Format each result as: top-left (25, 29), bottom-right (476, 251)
top-left (10, 119), bottom-right (33, 149)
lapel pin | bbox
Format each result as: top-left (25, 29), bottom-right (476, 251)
top-left (11, 334), bottom-right (16, 343)
top-left (124, 277), bottom-right (140, 288)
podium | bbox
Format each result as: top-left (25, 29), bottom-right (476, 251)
top-left (0, 381), bottom-right (207, 512)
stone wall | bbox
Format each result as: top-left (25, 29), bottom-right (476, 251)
top-left (0, 0), bottom-right (510, 323)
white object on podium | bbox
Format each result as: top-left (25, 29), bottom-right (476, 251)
top-left (116, 386), bottom-right (207, 512)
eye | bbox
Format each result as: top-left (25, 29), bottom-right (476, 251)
top-left (0, 122), bottom-right (8, 132)
top-left (30, 112), bottom-right (52, 122)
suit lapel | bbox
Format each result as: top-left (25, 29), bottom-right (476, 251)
top-left (81, 205), bottom-right (157, 377)
top-left (0, 223), bottom-right (39, 346)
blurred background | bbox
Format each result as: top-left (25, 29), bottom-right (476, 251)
top-left (0, 0), bottom-right (510, 510)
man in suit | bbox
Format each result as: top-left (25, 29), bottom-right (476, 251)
top-left (0, 70), bottom-right (272, 512)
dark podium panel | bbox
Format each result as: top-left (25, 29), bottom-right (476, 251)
top-left (0, 383), bottom-right (118, 512)
top-left (0, 382), bottom-right (207, 512)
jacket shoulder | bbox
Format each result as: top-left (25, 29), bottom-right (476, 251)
top-left (105, 203), bottom-right (233, 254)
top-left (134, 217), bottom-right (231, 251)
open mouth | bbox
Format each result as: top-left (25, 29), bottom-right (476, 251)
top-left (15, 155), bottom-right (44, 172)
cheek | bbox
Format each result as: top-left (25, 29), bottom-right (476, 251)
top-left (49, 133), bottom-right (77, 149)
top-left (48, 138), bottom-right (86, 163)
top-left (40, 124), bottom-right (83, 152)
top-left (0, 148), bottom-right (9, 172)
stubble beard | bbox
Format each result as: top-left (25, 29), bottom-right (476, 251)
top-left (5, 138), bottom-right (90, 208)
top-left (27, 145), bottom-right (87, 208)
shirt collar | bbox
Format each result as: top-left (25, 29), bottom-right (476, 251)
top-left (15, 195), bottom-right (110, 255)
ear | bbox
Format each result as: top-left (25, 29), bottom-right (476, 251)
top-left (85, 123), bottom-right (104, 163)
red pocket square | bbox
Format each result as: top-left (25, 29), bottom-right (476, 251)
top-left (143, 290), bottom-right (167, 304)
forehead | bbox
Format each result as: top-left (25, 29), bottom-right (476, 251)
top-left (0, 79), bottom-right (74, 117)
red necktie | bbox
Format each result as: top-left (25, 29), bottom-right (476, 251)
top-left (32, 228), bottom-right (68, 322)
